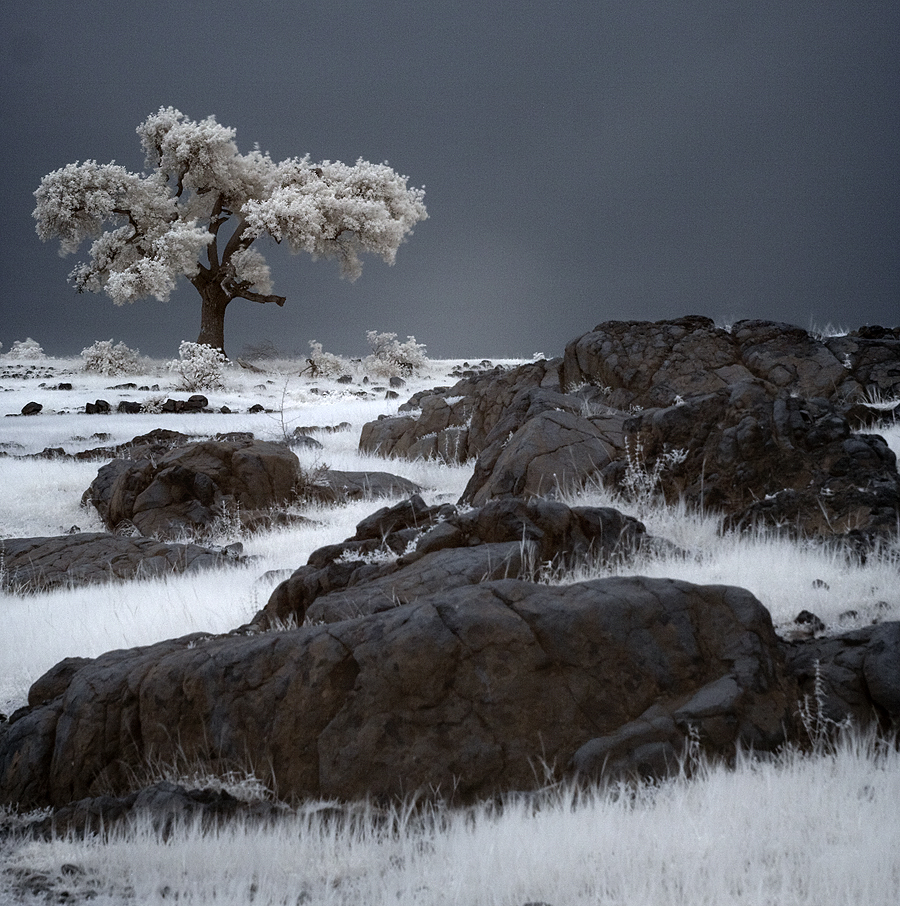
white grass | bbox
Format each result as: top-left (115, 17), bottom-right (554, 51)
top-left (1, 353), bottom-right (899, 905)
top-left (556, 488), bottom-right (900, 635)
top-left (3, 735), bottom-right (899, 905)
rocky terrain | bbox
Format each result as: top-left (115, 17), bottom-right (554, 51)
top-left (1, 317), bottom-right (899, 834)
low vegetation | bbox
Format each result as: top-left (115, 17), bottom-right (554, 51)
top-left (0, 343), bottom-right (898, 904)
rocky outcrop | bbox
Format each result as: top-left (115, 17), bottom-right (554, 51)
top-left (358, 360), bottom-right (560, 463)
top-left (783, 622), bottom-right (900, 730)
top-left (83, 437), bottom-right (302, 539)
top-left (0, 576), bottom-right (799, 809)
top-left (0, 533), bottom-right (245, 592)
top-left (256, 495), bottom-right (650, 629)
top-left (560, 316), bottom-right (885, 409)
top-left (361, 318), bottom-right (900, 543)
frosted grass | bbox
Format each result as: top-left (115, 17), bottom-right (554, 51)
top-left (560, 487), bottom-right (900, 634)
top-left (3, 736), bottom-right (898, 905)
top-left (2, 355), bottom-right (899, 904)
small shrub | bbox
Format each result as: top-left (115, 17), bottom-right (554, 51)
top-left (81, 339), bottom-right (142, 375)
top-left (621, 436), bottom-right (687, 513)
top-left (364, 330), bottom-right (428, 378)
top-left (303, 340), bottom-right (351, 379)
top-left (4, 337), bottom-right (45, 360)
top-left (168, 341), bottom-right (229, 391)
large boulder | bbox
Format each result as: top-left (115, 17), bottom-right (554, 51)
top-left (0, 576), bottom-right (799, 809)
top-left (560, 316), bottom-right (877, 409)
top-left (84, 434), bottom-right (422, 540)
top-left (256, 495), bottom-right (650, 629)
top-left (84, 437), bottom-right (302, 539)
top-left (358, 360), bottom-right (559, 463)
top-left (0, 533), bottom-right (245, 592)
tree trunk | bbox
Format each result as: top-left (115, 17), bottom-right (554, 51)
top-left (195, 280), bottom-right (231, 355)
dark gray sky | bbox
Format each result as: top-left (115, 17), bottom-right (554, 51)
top-left (2, 1), bottom-right (898, 359)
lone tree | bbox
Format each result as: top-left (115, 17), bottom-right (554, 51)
top-left (33, 107), bottom-right (428, 355)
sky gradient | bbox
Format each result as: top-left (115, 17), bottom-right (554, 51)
top-left (2, 1), bottom-right (898, 359)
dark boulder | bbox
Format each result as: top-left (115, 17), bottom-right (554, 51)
top-left (0, 576), bottom-right (798, 809)
top-left (256, 495), bottom-right (650, 630)
top-left (0, 533), bottom-right (246, 593)
top-left (83, 437), bottom-right (301, 539)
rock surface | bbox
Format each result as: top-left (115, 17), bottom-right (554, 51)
top-left (0, 576), bottom-right (799, 809)
top-left (0, 533), bottom-right (245, 592)
top-left (361, 318), bottom-right (900, 543)
top-left (83, 434), bottom-right (421, 540)
top-left (257, 495), bottom-right (651, 629)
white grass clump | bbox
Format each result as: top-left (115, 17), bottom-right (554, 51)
top-left (81, 338), bottom-right (143, 375)
top-left (2, 735), bottom-right (898, 905)
top-left (168, 341), bottom-right (230, 391)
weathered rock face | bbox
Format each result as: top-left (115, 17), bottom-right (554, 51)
top-left (783, 621), bottom-right (900, 730)
top-left (0, 533), bottom-right (245, 592)
top-left (606, 383), bottom-right (900, 541)
top-left (83, 437), bottom-right (302, 539)
top-left (361, 318), bottom-right (900, 542)
top-left (561, 316), bottom-right (877, 409)
top-left (358, 360), bottom-right (560, 463)
top-left (0, 576), bottom-right (799, 809)
top-left (257, 495), bottom-right (650, 630)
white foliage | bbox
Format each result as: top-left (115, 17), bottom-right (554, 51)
top-left (168, 341), bottom-right (229, 391)
top-left (81, 339), bottom-right (142, 375)
top-left (4, 338), bottom-right (45, 360)
top-left (305, 340), bottom-right (351, 378)
top-left (33, 107), bottom-right (427, 312)
top-left (363, 330), bottom-right (428, 377)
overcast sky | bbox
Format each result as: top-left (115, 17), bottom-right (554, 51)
top-left (1, 1), bottom-right (897, 359)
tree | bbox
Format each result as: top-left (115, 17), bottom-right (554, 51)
top-left (33, 107), bottom-right (428, 355)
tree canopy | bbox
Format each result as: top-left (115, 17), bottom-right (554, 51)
top-left (33, 107), bottom-right (428, 354)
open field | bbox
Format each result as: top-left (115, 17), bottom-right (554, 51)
top-left (1, 350), bottom-right (899, 904)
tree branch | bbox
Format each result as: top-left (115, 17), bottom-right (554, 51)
top-left (221, 217), bottom-right (253, 264)
top-left (233, 286), bottom-right (286, 307)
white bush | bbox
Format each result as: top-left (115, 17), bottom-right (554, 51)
top-left (81, 339), bottom-right (142, 375)
top-left (168, 341), bottom-right (229, 391)
top-left (4, 337), bottom-right (45, 360)
top-left (363, 330), bottom-right (428, 378)
top-left (304, 340), bottom-right (351, 378)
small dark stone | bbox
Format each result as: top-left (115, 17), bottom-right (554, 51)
top-left (337, 375), bottom-right (353, 384)
top-left (248, 403), bottom-right (266, 413)
top-left (795, 610), bottom-right (826, 633)
top-left (21, 401), bottom-right (42, 416)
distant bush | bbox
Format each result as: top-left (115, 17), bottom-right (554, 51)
top-left (363, 330), bottom-right (428, 378)
top-left (168, 341), bottom-right (229, 391)
top-left (81, 339), bottom-right (142, 375)
top-left (303, 340), bottom-right (351, 378)
top-left (4, 337), bottom-right (45, 360)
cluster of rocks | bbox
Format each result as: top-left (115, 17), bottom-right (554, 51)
top-left (257, 494), bottom-right (651, 629)
top-left (1, 318), bottom-right (898, 829)
top-left (362, 318), bottom-right (900, 545)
